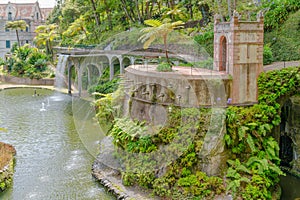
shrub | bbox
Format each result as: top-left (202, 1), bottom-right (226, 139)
top-left (157, 62), bottom-right (172, 72)
top-left (1, 44), bottom-right (50, 79)
top-left (193, 23), bottom-right (214, 57)
top-left (263, 44), bottom-right (274, 65)
top-left (88, 67), bottom-right (120, 95)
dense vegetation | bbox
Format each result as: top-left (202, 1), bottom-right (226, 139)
top-left (0, 44), bottom-right (53, 79)
top-left (264, 10), bottom-right (300, 62)
top-left (45, 0), bottom-right (299, 64)
top-left (94, 66), bottom-right (300, 199)
top-left (46, 0), bottom-right (299, 198)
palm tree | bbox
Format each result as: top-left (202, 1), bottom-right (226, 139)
top-left (34, 24), bottom-right (59, 56)
top-left (138, 18), bottom-right (184, 64)
top-left (5, 20), bottom-right (27, 48)
top-left (62, 15), bottom-right (90, 44)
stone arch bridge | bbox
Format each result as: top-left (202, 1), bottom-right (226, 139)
top-left (54, 47), bottom-right (198, 96)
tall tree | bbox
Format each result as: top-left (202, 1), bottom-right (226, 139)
top-left (5, 20), bottom-right (27, 48)
top-left (90, 0), bottom-right (101, 26)
top-left (34, 24), bottom-right (59, 57)
top-left (138, 18), bottom-right (184, 64)
top-left (63, 15), bottom-right (90, 43)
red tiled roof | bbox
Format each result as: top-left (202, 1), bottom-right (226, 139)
top-left (41, 8), bottom-right (52, 19)
top-left (0, 2), bottom-right (52, 20)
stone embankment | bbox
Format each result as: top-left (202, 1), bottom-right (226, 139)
top-left (92, 137), bottom-right (157, 200)
top-left (0, 142), bottom-right (16, 192)
top-left (0, 74), bottom-right (54, 85)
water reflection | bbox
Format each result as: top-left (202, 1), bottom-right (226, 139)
top-left (0, 88), bottom-right (114, 200)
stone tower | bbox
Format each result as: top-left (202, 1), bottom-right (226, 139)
top-left (213, 11), bottom-right (264, 104)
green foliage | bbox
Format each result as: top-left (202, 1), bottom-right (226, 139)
top-left (88, 67), bottom-right (119, 95)
top-left (102, 106), bottom-right (223, 199)
top-left (262, 0), bottom-right (300, 31)
top-left (194, 58), bottom-right (214, 69)
top-left (139, 18), bottom-right (184, 64)
top-left (94, 85), bottom-right (125, 133)
top-left (94, 93), bottom-right (114, 133)
top-left (109, 117), bottom-right (157, 153)
top-left (156, 62), bottom-right (172, 72)
top-left (193, 23), bottom-right (214, 57)
top-left (1, 45), bottom-right (51, 79)
top-left (5, 20), bottom-right (27, 47)
top-left (258, 67), bottom-right (300, 106)
top-left (49, 0), bottom-right (208, 46)
top-left (263, 44), bottom-right (274, 65)
top-left (264, 10), bottom-right (300, 61)
top-left (96, 65), bottom-right (300, 199)
top-left (34, 24), bottom-right (59, 57)
top-left (224, 67), bottom-right (300, 199)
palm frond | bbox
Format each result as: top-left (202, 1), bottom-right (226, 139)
top-left (143, 35), bottom-right (156, 49)
top-left (144, 19), bottom-right (162, 27)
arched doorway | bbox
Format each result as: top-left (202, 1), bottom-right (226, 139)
top-left (219, 36), bottom-right (227, 71)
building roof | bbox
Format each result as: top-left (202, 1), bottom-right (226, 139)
top-left (40, 8), bottom-right (52, 20)
top-left (0, 1), bottom-right (53, 20)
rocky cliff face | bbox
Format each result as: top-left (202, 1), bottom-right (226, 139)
top-left (289, 96), bottom-right (300, 173)
top-left (281, 95), bottom-right (300, 173)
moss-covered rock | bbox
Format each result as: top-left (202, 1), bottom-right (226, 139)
top-left (0, 142), bottom-right (16, 192)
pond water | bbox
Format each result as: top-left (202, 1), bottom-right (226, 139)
top-left (0, 88), bottom-right (114, 200)
top-left (0, 88), bottom-right (299, 200)
top-left (280, 173), bottom-right (300, 200)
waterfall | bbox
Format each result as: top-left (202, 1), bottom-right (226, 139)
top-left (55, 54), bottom-right (69, 89)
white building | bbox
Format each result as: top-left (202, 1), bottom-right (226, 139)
top-left (0, 1), bottom-right (53, 58)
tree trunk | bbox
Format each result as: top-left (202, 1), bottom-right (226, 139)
top-left (16, 30), bottom-right (20, 48)
top-left (149, 0), bottom-right (155, 18)
top-left (227, 0), bottom-right (232, 18)
top-left (189, 0), bottom-right (193, 19)
top-left (46, 40), bottom-right (53, 61)
top-left (216, 0), bottom-right (225, 22)
top-left (120, 0), bottom-right (135, 23)
top-left (233, 0), bottom-right (236, 11)
top-left (103, 0), bottom-right (113, 30)
top-left (135, 0), bottom-right (142, 23)
top-left (90, 0), bottom-right (100, 26)
top-left (163, 35), bottom-right (170, 65)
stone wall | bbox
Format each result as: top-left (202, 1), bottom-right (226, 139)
top-left (125, 66), bottom-right (231, 107)
top-left (124, 66), bottom-right (231, 176)
top-left (0, 74), bottom-right (54, 85)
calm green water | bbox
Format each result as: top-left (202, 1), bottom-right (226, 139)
top-left (0, 88), bottom-right (114, 200)
top-left (0, 88), bottom-right (299, 200)
top-left (280, 173), bottom-right (300, 200)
